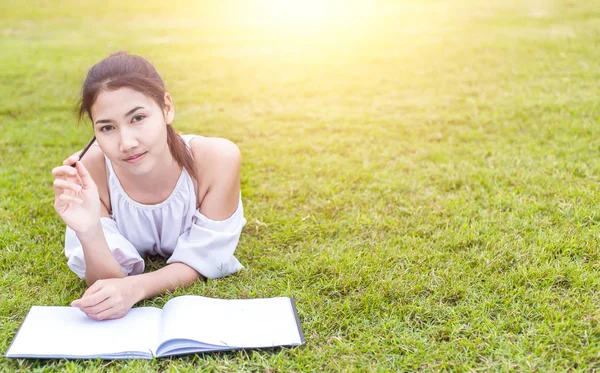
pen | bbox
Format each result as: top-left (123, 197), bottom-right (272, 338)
top-left (71, 136), bottom-right (96, 167)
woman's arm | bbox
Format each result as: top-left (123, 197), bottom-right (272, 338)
top-left (132, 262), bottom-right (202, 300)
top-left (75, 218), bottom-right (127, 286)
top-left (57, 150), bottom-right (125, 285)
top-left (71, 263), bottom-right (200, 320)
top-left (72, 137), bottom-right (243, 320)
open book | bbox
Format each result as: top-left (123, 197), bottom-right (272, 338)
top-left (5, 295), bottom-right (304, 359)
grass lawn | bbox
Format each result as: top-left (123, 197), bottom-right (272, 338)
top-left (2, 0), bottom-right (600, 371)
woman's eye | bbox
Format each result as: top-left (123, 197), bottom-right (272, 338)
top-left (100, 125), bottom-right (114, 132)
top-left (132, 115), bottom-right (145, 123)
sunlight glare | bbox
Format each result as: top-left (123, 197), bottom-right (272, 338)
top-left (262, 0), bottom-right (328, 26)
top-left (241, 0), bottom-right (373, 35)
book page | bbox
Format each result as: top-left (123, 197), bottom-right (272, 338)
top-left (158, 296), bottom-right (302, 350)
top-left (7, 306), bottom-right (162, 358)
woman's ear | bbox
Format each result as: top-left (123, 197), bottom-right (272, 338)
top-left (163, 92), bottom-right (175, 125)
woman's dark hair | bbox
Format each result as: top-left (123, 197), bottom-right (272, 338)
top-left (77, 51), bottom-right (197, 181)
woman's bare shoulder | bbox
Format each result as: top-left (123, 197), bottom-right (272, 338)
top-left (189, 136), bottom-right (241, 201)
top-left (189, 136), bottom-right (241, 174)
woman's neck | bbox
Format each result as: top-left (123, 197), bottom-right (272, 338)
top-left (114, 150), bottom-right (183, 205)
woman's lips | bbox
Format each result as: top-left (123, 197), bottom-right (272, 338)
top-left (124, 152), bottom-right (147, 164)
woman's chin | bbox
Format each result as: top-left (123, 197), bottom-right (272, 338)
top-left (121, 156), bottom-right (153, 175)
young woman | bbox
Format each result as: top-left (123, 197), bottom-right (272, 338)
top-left (51, 51), bottom-right (245, 321)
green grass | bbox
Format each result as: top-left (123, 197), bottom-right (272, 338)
top-left (2, 0), bottom-right (600, 371)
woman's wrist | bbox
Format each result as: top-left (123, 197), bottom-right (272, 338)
top-left (125, 275), bottom-right (148, 303)
top-left (75, 221), bottom-right (103, 242)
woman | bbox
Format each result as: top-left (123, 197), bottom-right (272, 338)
top-left (51, 51), bottom-right (245, 321)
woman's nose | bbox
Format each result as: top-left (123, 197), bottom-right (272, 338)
top-left (119, 129), bottom-right (139, 151)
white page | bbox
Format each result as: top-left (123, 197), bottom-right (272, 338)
top-left (7, 306), bottom-right (162, 358)
top-left (158, 296), bottom-right (302, 350)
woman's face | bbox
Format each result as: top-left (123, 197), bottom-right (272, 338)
top-left (90, 87), bottom-right (174, 176)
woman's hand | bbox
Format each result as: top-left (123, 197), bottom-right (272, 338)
top-left (51, 156), bottom-right (101, 234)
top-left (71, 277), bottom-right (142, 320)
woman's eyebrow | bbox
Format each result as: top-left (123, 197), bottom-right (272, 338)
top-left (125, 106), bottom-right (144, 117)
top-left (94, 106), bottom-right (145, 125)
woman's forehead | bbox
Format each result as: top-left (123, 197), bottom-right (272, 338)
top-left (92, 88), bottom-right (157, 117)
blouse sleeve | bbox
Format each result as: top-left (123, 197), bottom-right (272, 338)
top-left (64, 217), bottom-right (145, 279)
top-left (167, 196), bottom-right (246, 279)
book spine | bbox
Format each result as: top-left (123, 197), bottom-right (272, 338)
top-left (289, 298), bottom-right (305, 345)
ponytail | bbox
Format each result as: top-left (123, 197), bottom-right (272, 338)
top-left (166, 125), bottom-right (198, 183)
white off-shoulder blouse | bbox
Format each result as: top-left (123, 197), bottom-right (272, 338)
top-left (64, 135), bottom-right (246, 279)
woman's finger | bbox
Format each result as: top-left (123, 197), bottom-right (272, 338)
top-left (72, 287), bottom-right (109, 308)
top-left (75, 161), bottom-right (96, 189)
top-left (65, 172), bottom-right (84, 189)
top-left (82, 299), bottom-right (114, 318)
top-left (59, 193), bottom-right (83, 205)
top-left (52, 165), bottom-right (78, 179)
top-left (53, 179), bottom-right (82, 195)
top-left (63, 153), bottom-right (82, 166)
top-left (52, 166), bottom-right (83, 195)
top-left (53, 184), bottom-right (77, 200)
top-left (83, 280), bottom-right (103, 297)
top-left (88, 306), bottom-right (118, 321)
